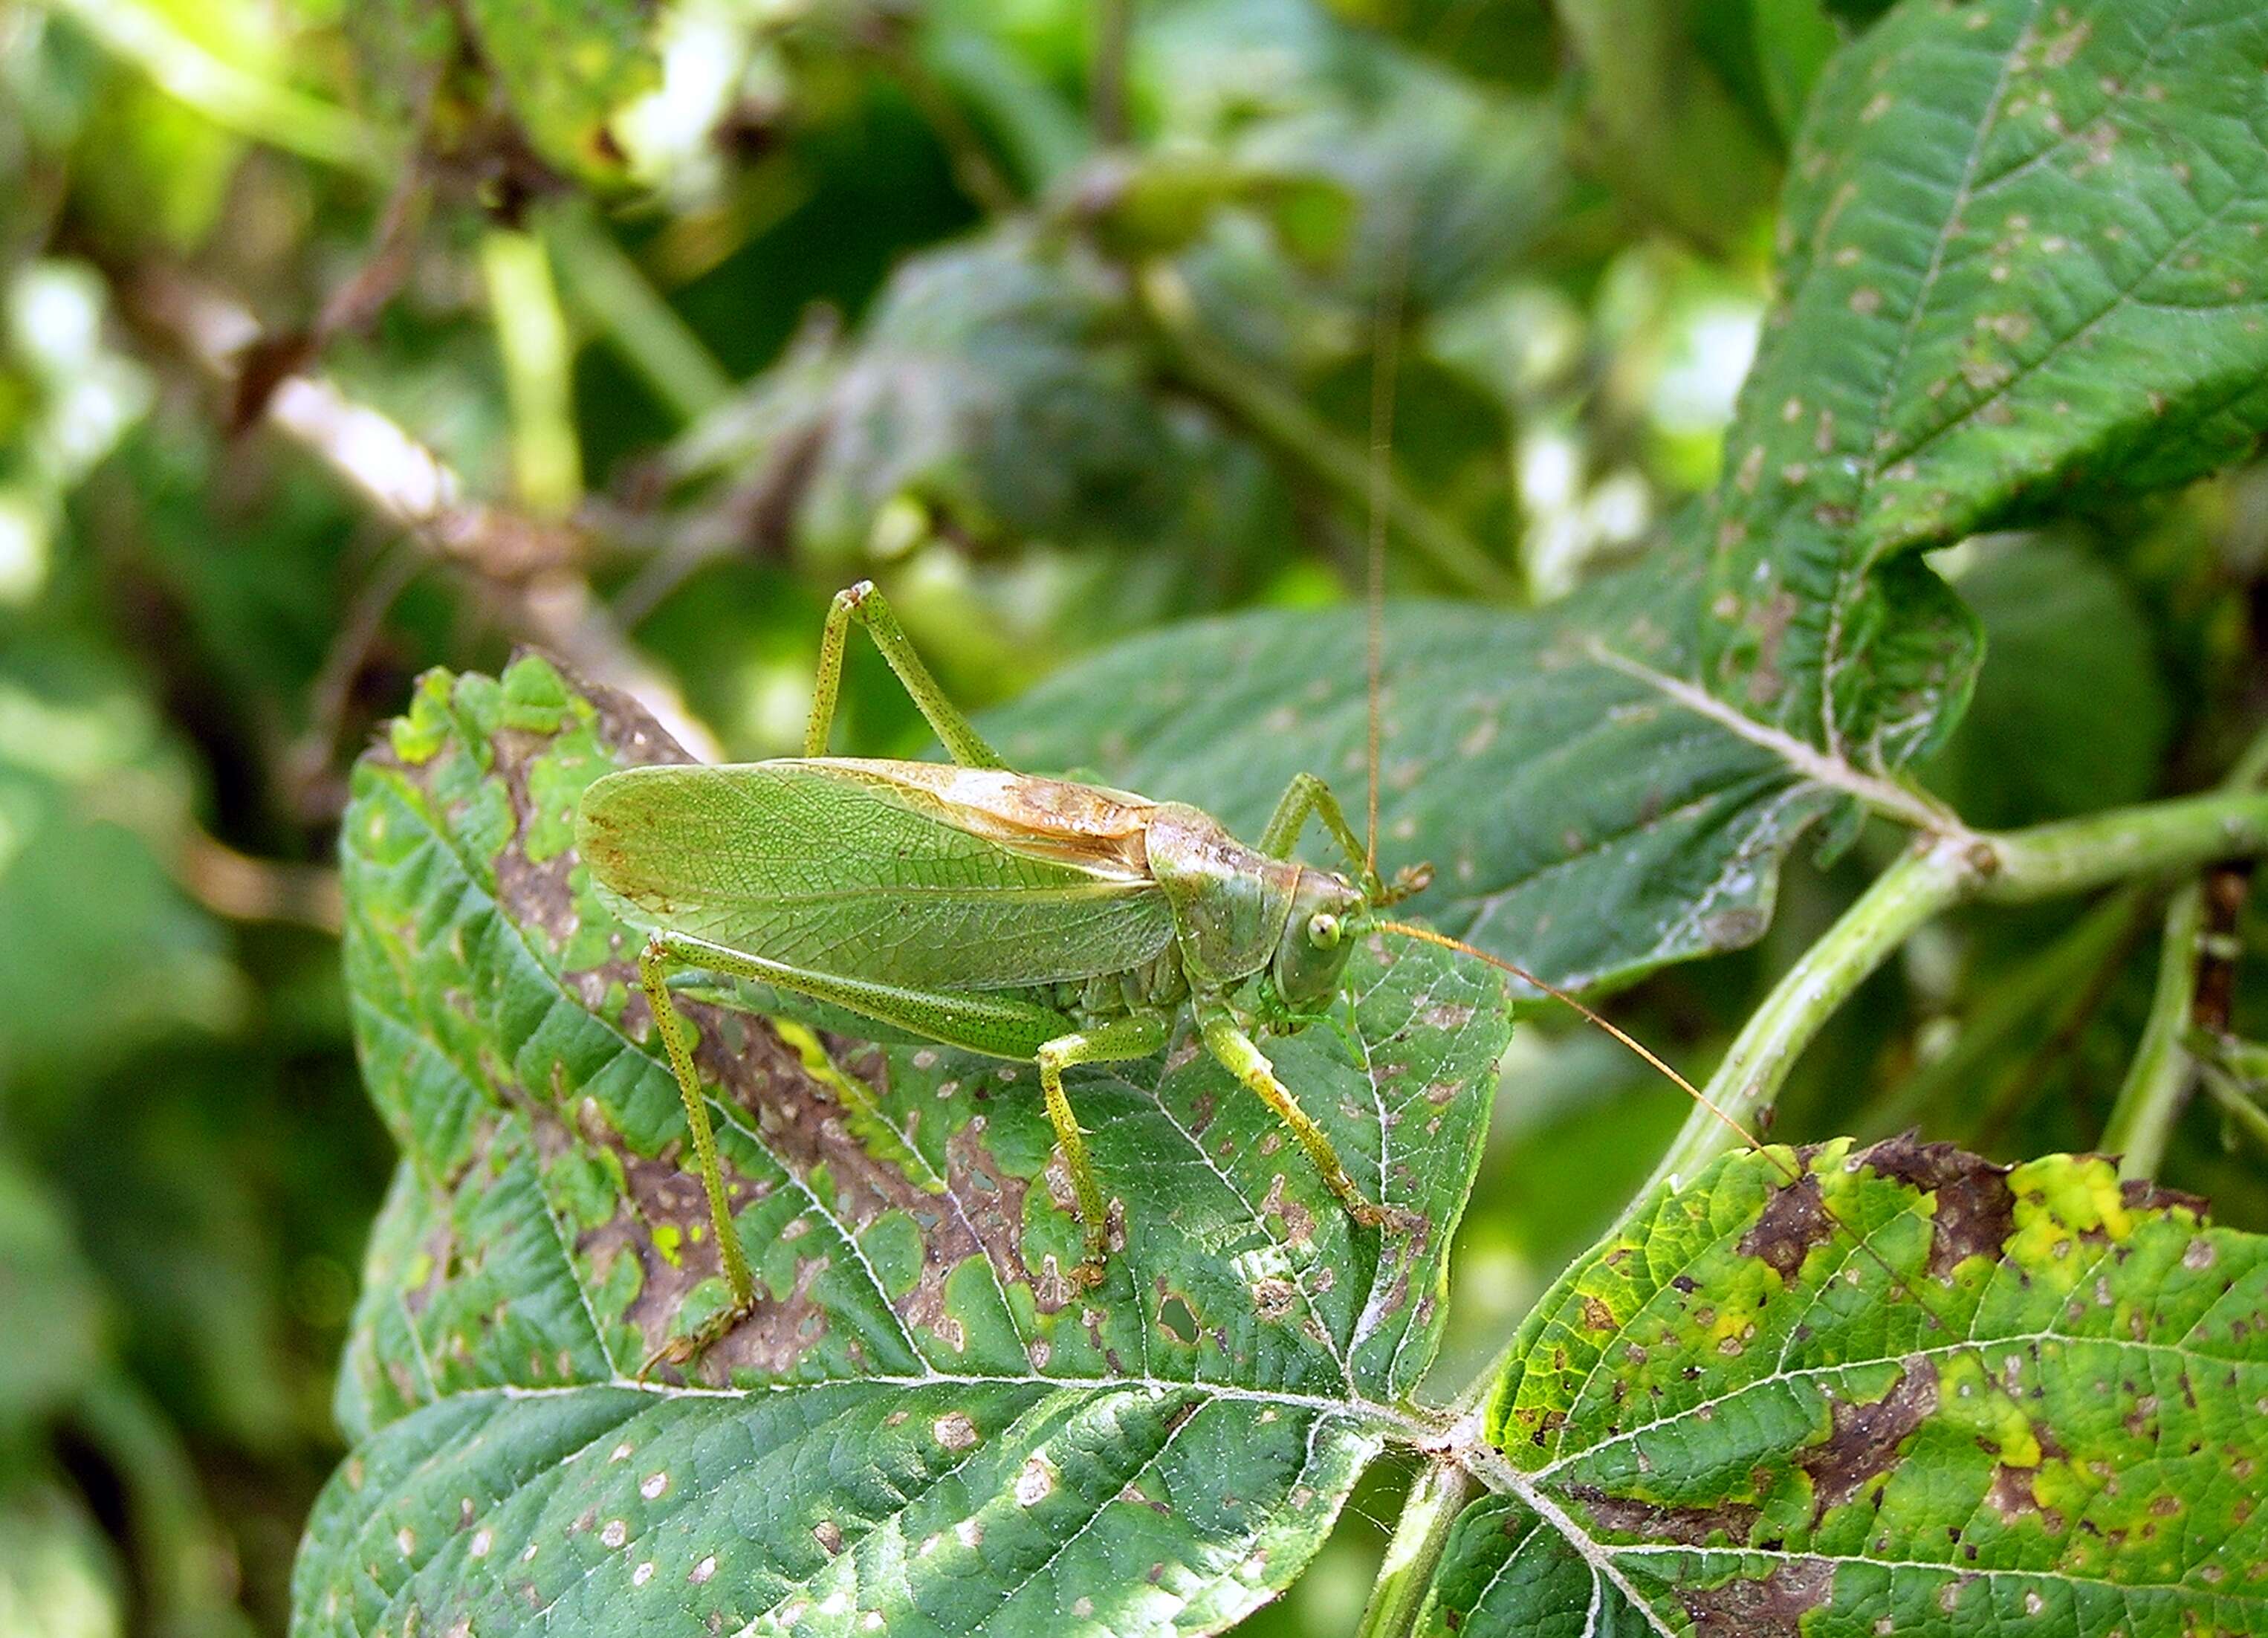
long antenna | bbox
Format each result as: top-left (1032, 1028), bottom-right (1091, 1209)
top-left (1377, 917), bottom-right (1940, 1320)
top-left (1363, 216), bottom-right (1410, 885)
top-left (1376, 921), bottom-right (1752, 1142)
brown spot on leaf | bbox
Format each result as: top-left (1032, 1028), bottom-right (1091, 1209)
top-left (1252, 1278), bottom-right (1299, 1321)
top-left (2118, 1176), bottom-right (2207, 1219)
top-left (1675, 1556), bottom-right (1834, 1637)
top-left (1799, 1359), bottom-right (1940, 1517)
top-left (1985, 1463), bottom-right (2064, 1532)
top-left (1567, 1485), bottom-right (1758, 1550)
top-left (1739, 1172), bottom-right (1830, 1278)
top-left (1853, 1135), bottom-right (2015, 1277)
top-left (1257, 1174), bottom-right (1316, 1247)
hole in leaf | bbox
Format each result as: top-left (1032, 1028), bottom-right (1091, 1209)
top-left (1158, 1293), bottom-right (1200, 1346)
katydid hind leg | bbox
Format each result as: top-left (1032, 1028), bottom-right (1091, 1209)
top-left (804, 580), bottom-right (1006, 768)
top-left (1197, 1003), bottom-right (1411, 1234)
top-left (1034, 1012), bottom-right (1173, 1289)
top-left (633, 930), bottom-right (1077, 1372)
top-left (636, 936), bottom-right (759, 1376)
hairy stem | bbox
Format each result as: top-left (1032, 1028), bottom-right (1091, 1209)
top-left (1136, 267), bottom-right (1520, 599)
top-left (2099, 880), bottom-right (2205, 1178)
top-left (1355, 1460), bottom-right (1477, 1638)
top-left (1643, 785), bottom-right (2268, 1196)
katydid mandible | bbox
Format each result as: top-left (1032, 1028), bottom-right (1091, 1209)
top-left (576, 580), bottom-right (1430, 1363)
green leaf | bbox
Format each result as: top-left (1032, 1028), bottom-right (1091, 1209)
top-left (1705, 0), bottom-right (2268, 771)
top-left (1419, 1138), bottom-right (2268, 1635)
top-left (1751, 0), bottom-right (1843, 139)
top-left (985, 543), bottom-right (1849, 992)
top-left (297, 654), bottom-right (1512, 1637)
top-left (345, 0), bottom-right (658, 184)
top-left (1921, 540), bottom-right (2171, 829)
top-left (793, 234), bottom-right (1198, 560)
top-left (1557, 0), bottom-right (1783, 256)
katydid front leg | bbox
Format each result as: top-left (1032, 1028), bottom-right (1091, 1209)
top-left (1259, 772), bottom-right (1374, 887)
top-left (1257, 772), bottom-right (1431, 904)
top-left (1196, 1000), bottom-right (1395, 1230)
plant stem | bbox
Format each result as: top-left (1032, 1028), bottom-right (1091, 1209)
top-left (1136, 268), bottom-right (1520, 600)
top-left (481, 227), bottom-right (583, 517)
top-left (2199, 1061), bottom-right (2268, 1159)
top-left (1092, 0), bottom-right (1133, 146)
top-left (1644, 786), bottom-right (2268, 1194)
top-left (1396, 744), bottom-right (2268, 1606)
top-left (544, 203), bottom-right (734, 424)
top-left (1857, 884), bottom-right (2147, 1142)
top-left (2099, 879), bottom-right (2204, 1178)
top-left (1355, 1460), bottom-right (1476, 1638)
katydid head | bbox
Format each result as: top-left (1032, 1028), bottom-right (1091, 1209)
top-left (1271, 867), bottom-right (1368, 1009)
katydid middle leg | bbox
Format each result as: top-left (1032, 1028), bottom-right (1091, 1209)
top-left (1035, 1012), bottom-right (1173, 1287)
top-left (805, 580), bottom-right (1005, 767)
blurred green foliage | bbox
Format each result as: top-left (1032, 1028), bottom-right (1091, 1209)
top-left (0, 0), bottom-right (2264, 1634)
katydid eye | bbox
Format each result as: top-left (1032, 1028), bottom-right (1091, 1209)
top-left (1306, 912), bottom-right (1342, 949)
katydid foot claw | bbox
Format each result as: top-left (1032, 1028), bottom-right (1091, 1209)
top-left (1067, 1256), bottom-right (1109, 1292)
top-left (638, 1299), bottom-right (754, 1382)
top-left (1344, 1196), bottom-right (1425, 1235)
top-left (1376, 861), bottom-right (1435, 907)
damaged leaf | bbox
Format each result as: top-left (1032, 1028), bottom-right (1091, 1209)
top-left (1420, 1137), bottom-right (2268, 1636)
top-left (296, 653), bottom-right (1512, 1637)
top-left (1705, 0), bottom-right (2268, 769)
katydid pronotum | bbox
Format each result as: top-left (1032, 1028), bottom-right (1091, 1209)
top-left (577, 579), bottom-right (1437, 1364)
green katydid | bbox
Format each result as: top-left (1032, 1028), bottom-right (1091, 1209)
top-left (576, 579), bottom-right (1439, 1362)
